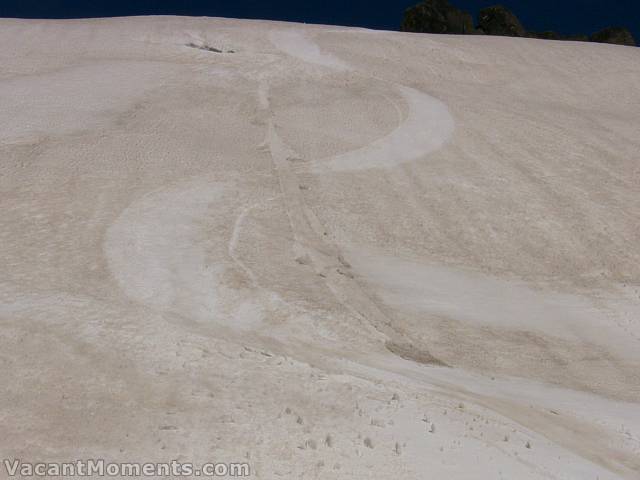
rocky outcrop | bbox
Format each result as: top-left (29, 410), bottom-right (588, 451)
top-left (477, 5), bottom-right (526, 37)
top-left (401, 0), bottom-right (475, 35)
top-left (590, 27), bottom-right (636, 47)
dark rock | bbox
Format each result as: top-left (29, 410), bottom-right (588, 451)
top-left (186, 42), bottom-right (223, 53)
top-left (590, 27), bottom-right (636, 46)
top-left (401, 0), bottom-right (475, 35)
top-left (478, 5), bottom-right (526, 37)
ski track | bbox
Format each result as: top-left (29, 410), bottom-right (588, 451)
top-left (105, 29), bottom-right (454, 326)
top-left (228, 196), bottom-right (280, 287)
top-left (269, 28), bottom-right (454, 172)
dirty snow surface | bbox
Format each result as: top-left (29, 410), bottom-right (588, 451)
top-left (1, 16), bottom-right (640, 479)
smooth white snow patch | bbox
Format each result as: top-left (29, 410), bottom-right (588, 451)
top-left (347, 247), bottom-right (640, 357)
top-left (269, 29), bottom-right (351, 71)
top-left (105, 179), bottom-right (224, 322)
top-left (316, 85), bottom-right (454, 172)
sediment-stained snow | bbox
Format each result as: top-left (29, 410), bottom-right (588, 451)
top-left (2, 16), bottom-right (640, 480)
top-left (0, 61), bottom-right (172, 143)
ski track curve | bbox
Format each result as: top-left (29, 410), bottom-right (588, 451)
top-left (318, 85), bottom-right (454, 172)
top-left (269, 28), bottom-right (455, 172)
top-left (228, 195), bottom-right (281, 287)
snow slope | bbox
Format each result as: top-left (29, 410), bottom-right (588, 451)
top-left (1, 16), bottom-right (639, 479)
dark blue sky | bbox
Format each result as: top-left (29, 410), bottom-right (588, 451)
top-left (1, 1), bottom-right (638, 41)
